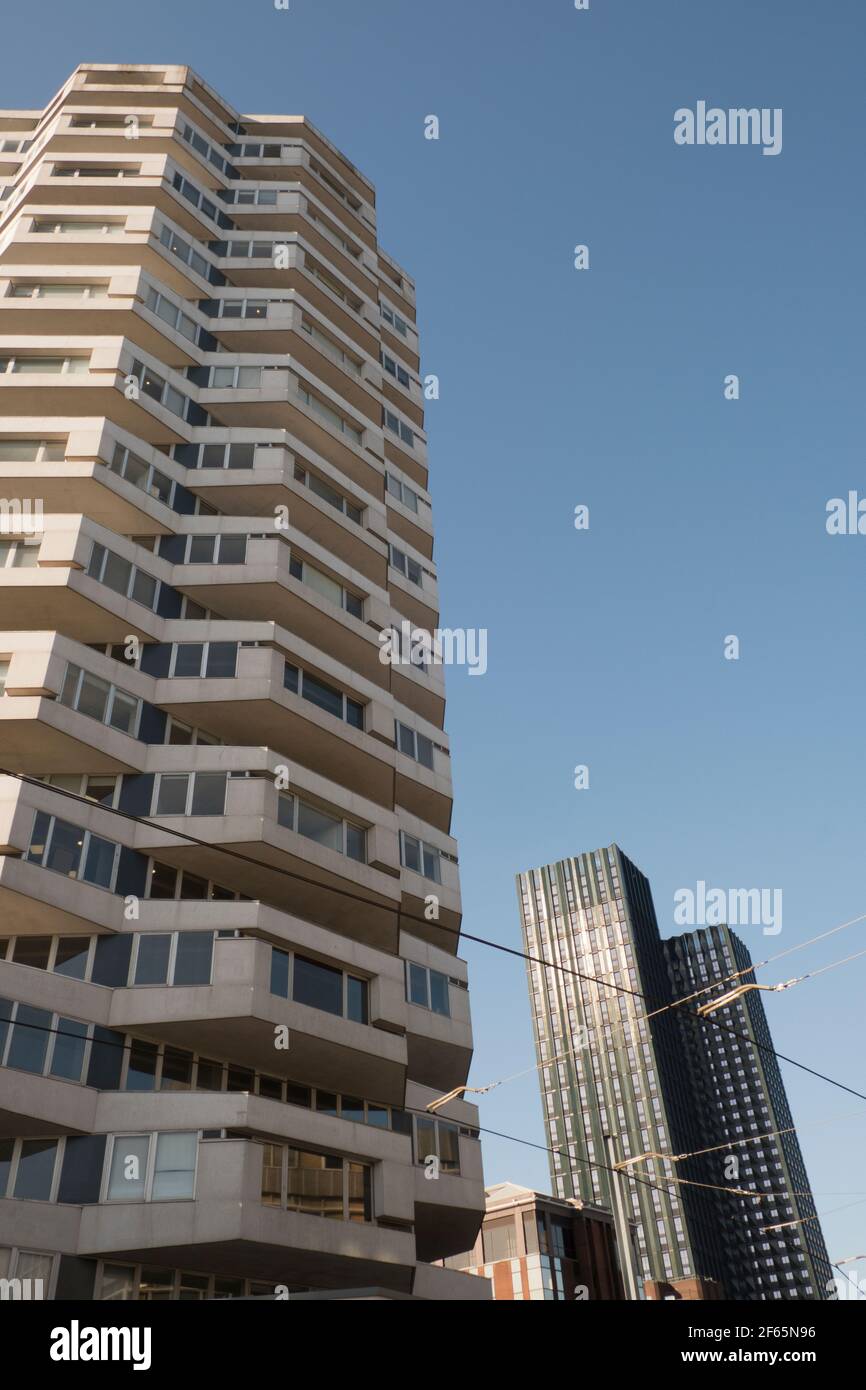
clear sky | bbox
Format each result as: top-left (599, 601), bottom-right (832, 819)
top-left (4, 0), bottom-right (866, 1291)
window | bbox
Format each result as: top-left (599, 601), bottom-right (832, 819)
top-left (0, 438), bottom-right (65, 463)
top-left (289, 553), bottom-right (363, 618)
top-left (142, 284), bottom-right (197, 343)
top-left (278, 793), bottom-right (365, 862)
top-left (85, 542), bottom-right (160, 612)
top-left (383, 408), bottom-right (416, 448)
top-left (171, 170), bottom-right (221, 224)
top-left (159, 222), bottom-right (210, 279)
top-left (283, 661), bottom-right (364, 729)
top-left (386, 472), bottom-right (422, 513)
top-left (9, 281), bottom-right (106, 300)
top-left (271, 949), bottom-right (368, 1024)
top-left (58, 662), bottom-right (141, 736)
top-left (380, 301), bottom-right (411, 338)
top-left (381, 350), bottom-right (411, 388)
top-left (128, 358), bottom-right (201, 423)
top-left (482, 1219), bottom-right (518, 1263)
top-left (293, 462), bottom-right (362, 523)
top-left (176, 533), bottom-right (246, 565)
top-left (169, 641), bottom-right (237, 678)
top-left (390, 544), bottom-right (423, 587)
top-left (0, 539), bottom-right (40, 568)
top-left (154, 772), bottom-right (227, 817)
top-left (414, 1115), bottom-right (460, 1174)
top-left (26, 812), bottom-right (119, 891)
top-left (400, 832), bottom-right (442, 883)
top-left (261, 1143), bottom-right (372, 1223)
top-left (297, 385), bottom-right (362, 442)
top-left (406, 961), bottom-right (450, 1016)
top-left (105, 1132), bottom-right (197, 1202)
top-left (13, 1140), bottom-right (59, 1201)
top-left (396, 722), bottom-right (434, 769)
top-left (32, 217), bottom-right (123, 234)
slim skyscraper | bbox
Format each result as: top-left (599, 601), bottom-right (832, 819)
top-left (0, 62), bottom-right (486, 1301)
top-left (516, 845), bottom-right (831, 1300)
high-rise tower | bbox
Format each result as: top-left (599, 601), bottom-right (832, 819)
top-left (516, 845), bottom-right (831, 1299)
top-left (0, 63), bottom-right (486, 1301)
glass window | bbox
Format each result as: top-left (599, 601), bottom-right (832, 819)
top-left (45, 820), bottom-right (83, 878)
top-left (107, 1135), bottom-right (149, 1200)
top-left (292, 955), bottom-right (342, 1016)
top-left (301, 672), bottom-right (343, 719)
top-left (286, 1148), bottom-right (343, 1220)
top-left (347, 1162), bottom-right (372, 1223)
top-left (100, 1264), bottom-right (136, 1300)
top-left (190, 773), bottom-right (226, 815)
top-left (126, 1040), bottom-right (158, 1091)
top-left (152, 1132), bottom-right (197, 1199)
top-left (341, 1096), bottom-right (364, 1124)
top-left (285, 1081), bottom-right (311, 1108)
top-left (160, 1047), bottom-right (193, 1092)
top-left (134, 934), bottom-right (171, 985)
top-left (415, 1116), bottom-right (437, 1165)
top-left (83, 834), bottom-right (116, 889)
top-left (195, 1058), bottom-right (223, 1091)
top-left (0, 1139), bottom-right (14, 1196)
top-left (438, 1122), bottom-right (460, 1173)
top-left (407, 962), bottom-right (428, 1008)
top-left (12, 936), bottom-right (51, 969)
top-left (205, 642), bottom-right (237, 677)
top-left (270, 947), bottom-right (289, 998)
top-left (53, 937), bottom-right (90, 979)
top-left (7, 1003), bottom-right (51, 1073)
top-left (296, 801), bottom-right (342, 853)
top-left (77, 671), bottom-right (110, 721)
top-left (50, 1017), bottom-right (88, 1082)
top-left (156, 775), bottom-right (188, 815)
top-left (227, 1065), bottom-right (254, 1092)
top-left (346, 976), bottom-right (368, 1024)
top-left (429, 970), bottom-right (450, 1017)
top-left (173, 932), bottom-right (213, 986)
top-left (14, 1139), bottom-right (58, 1200)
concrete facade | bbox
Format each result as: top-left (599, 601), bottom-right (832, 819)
top-left (0, 63), bottom-right (487, 1301)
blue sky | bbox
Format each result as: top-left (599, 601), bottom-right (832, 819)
top-left (4, 0), bottom-right (866, 1289)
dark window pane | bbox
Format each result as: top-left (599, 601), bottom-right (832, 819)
top-left (285, 1082), bottom-right (311, 1108)
top-left (161, 1047), bottom-right (193, 1091)
top-left (301, 672), bottom-right (342, 719)
top-left (12, 936), bottom-right (51, 969)
top-left (86, 1026), bottom-right (124, 1089)
top-left (205, 642), bottom-right (236, 677)
top-left (134, 934), bottom-right (171, 985)
top-left (50, 1017), bottom-right (88, 1081)
top-left (92, 934), bottom-right (132, 987)
top-left (407, 962), bottom-right (428, 1007)
top-left (14, 1139), bottom-right (57, 1200)
top-left (315, 1092), bottom-right (337, 1117)
top-left (219, 535), bottom-right (246, 564)
top-left (45, 820), bottom-right (83, 878)
top-left (178, 871), bottom-right (208, 901)
top-left (227, 1065), bottom-right (254, 1092)
top-left (7, 1004), bottom-right (51, 1073)
top-left (292, 955), bottom-right (342, 1016)
top-left (345, 699), bottom-right (364, 729)
top-left (367, 1104), bottom-right (389, 1128)
top-left (53, 937), bottom-right (90, 979)
top-left (415, 1115), bottom-right (437, 1165)
top-left (0, 1138), bottom-right (14, 1195)
top-left (83, 833), bottom-right (116, 888)
top-left (173, 932), bottom-right (213, 985)
top-left (429, 970), bottom-right (450, 1017)
top-left (146, 861), bottom-right (177, 899)
top-left (270, 948), bottom-right (289, 998)
top-left (58, 1135), bottom-right (106, 1203)
top-left (190, 773), bottom-right (226, 816)
top-left (283, 662), bottom-right (299, 694)
top-left (397, 723), bottom-right (415, 758)
top-left (416, 734), bottom-right (434, 770)
top-left (438, 1121), bottom-right (460, 1173)
top-left (346, 976), bottom-right (368, 1024)
top-left (126, 1039), bottom-right (158, 1090)
top-left (258, 1075), bottom-right (282, 1100)
top-left (342, 1096), bottom-right (364, 1123)
top-left (391, 1109), bottom-right (412, 1137)
top-left (347, 1162), bottom-right (371, 1223)
top-left (195, 1058), bottom-right (223, 1090)
top-left (173, 643), bottom-right (204, 677)
top-left (0, 997), bottom-right (12, 1060)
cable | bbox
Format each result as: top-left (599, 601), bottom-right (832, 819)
top-left (3, 767), bottom-right (866, 1114)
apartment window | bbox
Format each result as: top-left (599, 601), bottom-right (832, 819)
top-left (154, 772), bottom-right (227, 817)
top-left (400, 832), bottom-right (442, 884)
top-left (176, 441), bottom-right (255, 470)
top-left (128, 358), bottom-right (192, 421)
top-left (108, 443), bottom-right (173, 504)
top-left (380, 350), bottom-right (410, 388)
top-left (390, 544), bottom-right (423, 587)
top-left (180, 122), bottom-right (233, 176)
top-left (297, 385), bottom-right (363, 442)
top-left (289, 553), bottom-right (363, 618)
top-left (54, 165), bottom-right (136, 179)
top-left (70, 115), bottom-right (153, 130)
top-left (105, 1132), bottom-right (197, 1202)
top-left (261, 1143), bottom-right (372, 1223)
top-left (171, 170), bottom-right (220, 223)
top-left (380, 301), bottom-right (410, 337)
top-left (142, 284), bottom-right (197, 343)
top-left (26, 812), bottom-right (119, 891)
top-left (7, 1140), bottom-right (59, 1201)
top-left (0, 355), bottom-right (88, 375)
top-left (395, 721), bottom-right (434, 769)
top-left (132, 932), bottom-right (213, 987)
top-left (482, 1219), bottom-right (518, 1263)
top-left (169, 641), bottom-right (237, 678)
top-left (8, 281), bottom-right (106, 299)
top-left (0, 438), bottom-right (65, 462)
top-left (158, 222), bottom-right (210, 279)
top-left (413, 1115), bottom-right (460, 1174)
top-left (386, 472), bottom-right (422, 513)
top-left (406, 961), bottom-right (450, 1017)
top-left (277, 793), bottom-right (366, 862)
top-left (270, 948), bottom-right (368, 1024)
top-left (293, 462), bottom-right (363, 524)
top-left (0, 539), bottom-right (40, 568)
top-left (86, 542), bottom-right (159, 612)
top-left (58, 663), bottom-right (141, 736)
top-left (210, 297), bottom-right (271, 319)
top-left (383, 408), bottom-right (415, 448)
top-left (32, 217), bottom-right (123, 234)
top-left (283, 661), bottom-right (364, 729)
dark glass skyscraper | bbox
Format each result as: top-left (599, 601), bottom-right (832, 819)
top-left (516, 845), bottom-right (832, 1300)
